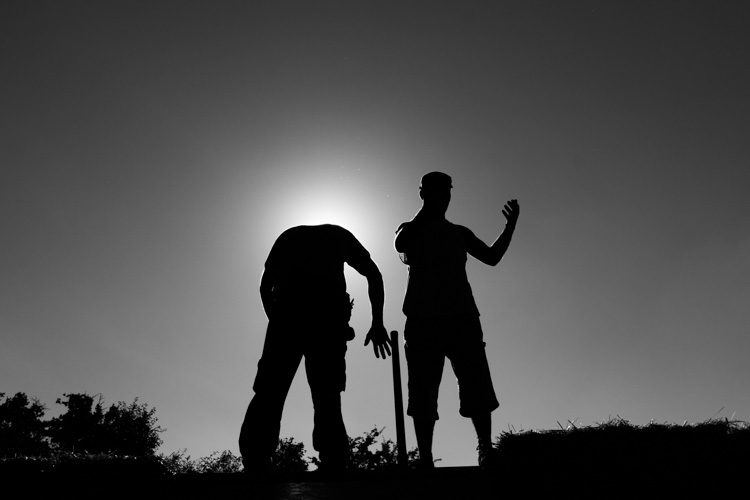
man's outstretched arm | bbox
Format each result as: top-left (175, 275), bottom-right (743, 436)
top-left (466, 199), bottom-right (520, 266)
top-left (354, 258), bottom-right (392, 359)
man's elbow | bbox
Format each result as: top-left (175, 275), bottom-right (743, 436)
top-left (481, 252), bottom-right (503, 267)
top-left (364, 262), bottom-right (384, 284)
top-left (479, 256), bottom-right (500, 267)
top-left (368, 266), bottom-right (384, 283)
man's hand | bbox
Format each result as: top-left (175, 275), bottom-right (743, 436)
top-left (502, 199), bottom-right (520, 227)
top-left (364, 324), bottom-right (392, 359)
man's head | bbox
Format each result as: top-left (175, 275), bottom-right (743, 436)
top-left (419, 171), bottom-right (452, 214)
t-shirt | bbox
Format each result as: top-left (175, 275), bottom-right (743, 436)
top-left (397, 219), bottom-right (480, 318)
top-left (265, 224), bottom-right (370, 310)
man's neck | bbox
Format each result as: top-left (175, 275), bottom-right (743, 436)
top-left (417, 206), bottom-right (447, 221)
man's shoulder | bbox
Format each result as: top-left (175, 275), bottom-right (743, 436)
top-left (395, 219), bottom-right (472, 235)
top-left (448, 221), bottom-right (474, 235)
top-left (269, 226), bottom-right (359, 267)
top-left (278, 224), bottom-right (354, 241)
top-left (432, 220), bottom-right (471, 238)
top-left (396, 219), bottom-right (416, 233)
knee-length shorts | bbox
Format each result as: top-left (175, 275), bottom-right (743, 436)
top-left (404, 314), bottom-right (499, 420)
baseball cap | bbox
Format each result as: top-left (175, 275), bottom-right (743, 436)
top-left (419, 172), bottom-right (452, 190)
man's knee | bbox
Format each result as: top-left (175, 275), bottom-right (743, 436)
top-left (407, 396), bottom-right (440, 421)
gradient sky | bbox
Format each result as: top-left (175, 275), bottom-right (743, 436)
top-left (2, 1), bottom-right (749, 467)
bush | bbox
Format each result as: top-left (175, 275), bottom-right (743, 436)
top-left (159, 449), bottom-right (243, 474)
top-left (194, 450), bottom-right (244, 473)
top-left (158, 439), bottom-right (309, 474)
top-left (271, 437), bottom-right (310, 472)
top-left (158, 449), bottom-right (199, 474)
top-left (493, 416), bottom-right (750, 479)
top-left (47, 393), bottom-right (163, 457)
top-left (309, 427), bottom-right (419, 471)
top-left (98, 398), bottom-right (163, 456)
top-left (0, 392), bottom-right (50, 458)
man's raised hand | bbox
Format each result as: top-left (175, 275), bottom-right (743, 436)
top-left (503, 199), bottom-right (520, 227)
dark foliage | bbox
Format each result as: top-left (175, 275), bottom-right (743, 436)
top-left (308, 427), bottom-right (419, 471)
top-left (272, 437), bottom-right (310, 472)
top-left (0, 393), bottom-right (50, 457)
top-left (159, 430), bottom-right (417, 475)
top-left (46, 393), bottom-right (104, 455)
top-left (194, 450), bottom-right (244, 473)
top-left (159, 439), bottom-right (308, 474)
top-left (98, 398), bottom-right (164, 456)
top-left (159, 449), bottom-right (244, 474)
top-left (493, 417), bottom-right (750, 484)
top-left (46, 393), bottom-right (163, 457)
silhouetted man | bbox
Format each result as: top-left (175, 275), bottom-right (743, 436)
top-left (240, 224), bottom-right (391, 473)
top-left (394, 172), bottom-right (519, 468)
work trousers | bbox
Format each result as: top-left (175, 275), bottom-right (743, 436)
top-left (239, 317), bottom-right (349, 467)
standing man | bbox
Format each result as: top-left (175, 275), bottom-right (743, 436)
top-left (394, 172), bottom-right (519, 468)
top-left (240, 224), bottom-right (391, 473)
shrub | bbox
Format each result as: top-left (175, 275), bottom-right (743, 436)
top-left (0, 392), bottom-right (50, 458)
top-left (47, 393), bottom-right (163, 456)
top-left (309, 427), bottom-right (419, 471)
top-left (272, 437), bottom-right (310, 472)
top-left (158, 439), bottom-right (310, 474)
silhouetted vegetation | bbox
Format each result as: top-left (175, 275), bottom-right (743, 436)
top-left (1, 392), bottom-right (162, 459)
top-left (47, 393), bottom-right (163, 456)
top-left (7, 390), bottom-right (746, 485)
top-left (160, 428), bottom-right (417, 474)
top-left (272, 437), bottom-right (311, 472)
top-left (0, 392), bottom-right (49, 458)
top-left (492, 416), bottom-right (750, 483)
top-left (159, 449), bottom-right (244, 474)
top-left (336, 426), bottom-right (420, 471)
top-left (1, 392), bottom-right (418, 475)
top-left (158, 438), bottom-right (307, 474)
top-left (1, 391), bottom-right (167, 478)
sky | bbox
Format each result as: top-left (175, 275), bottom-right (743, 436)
top-left (2, 1), bottom-right (749, 467)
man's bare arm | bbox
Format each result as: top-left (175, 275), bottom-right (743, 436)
top-left (351, 257), bottom-right (392, 359)
top-left (466, 199), bottom-right (520, 266)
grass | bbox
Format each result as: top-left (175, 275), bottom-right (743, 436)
top-left (0, 451), bottom-right (168, 477)
top-left (491, 416), bottom-right (749, 488)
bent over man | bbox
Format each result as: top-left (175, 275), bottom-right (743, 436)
top-left (240, 224), bottom-right (391, 473)
top-left (394, 172), bottom-right (519, 468)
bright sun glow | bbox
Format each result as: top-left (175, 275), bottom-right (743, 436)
top-left (272, 168), bottom-right (382, 247)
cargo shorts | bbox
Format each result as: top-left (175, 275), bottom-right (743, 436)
top-left (404, 314), bottom-right (499, 420)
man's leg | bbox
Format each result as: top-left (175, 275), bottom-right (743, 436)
top-left (471, 412), bottom-right (498, 468)
top-left (239, 393), bottom-right (285, 470)
top-left (239, 321), bottom-right (302, 471)
top-left (413, 416), bottom-right (437, 467)
top-left (305, 339), bottom-right (349, 471)
top-left (404, 318), bottom-right (444, 469)
top-left (471, 412), bottom-right (492, 448)
top-left (448, 315), bottom-right (500, 467)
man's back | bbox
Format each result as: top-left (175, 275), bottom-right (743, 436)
top-left (266, 224), bottom-right (370, 310)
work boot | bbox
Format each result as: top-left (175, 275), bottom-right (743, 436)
top-left (315, 451), bottom-right (347, 476)
top-left (477, 444), bottom-right (499, 469)
top-left (410, 454), bottom-right (435, 471)
top-left (242, 456), bottom-right (271, 480)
